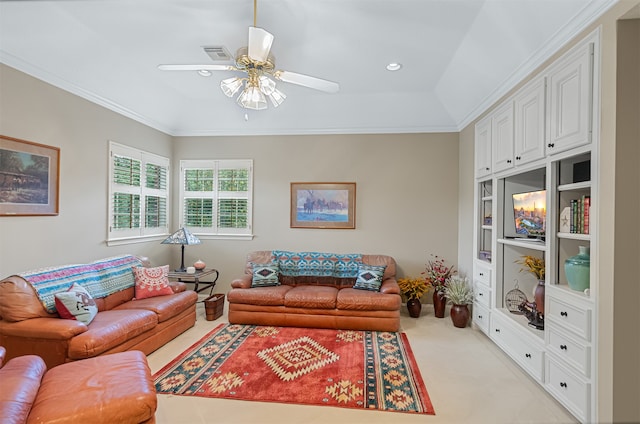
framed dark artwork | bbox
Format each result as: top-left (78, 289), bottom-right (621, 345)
top-left (290, 182), bottom-right (356, 229)
top-left (0, 135), bottom-right (60, 216)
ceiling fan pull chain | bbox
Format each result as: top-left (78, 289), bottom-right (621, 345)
top-left (254, 0), bottom-right (257, 27)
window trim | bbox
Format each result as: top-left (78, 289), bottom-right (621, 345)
top-left (179, 159), bottom-right (253, 239)
top-left (107, 141), bottom-right (170, 244)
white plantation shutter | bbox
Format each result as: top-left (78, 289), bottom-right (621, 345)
top-left (179, 159), bottom-right (253, 238)
top-left (108, 142), bottom-right (169, 242)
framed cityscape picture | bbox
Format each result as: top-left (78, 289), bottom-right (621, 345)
top-left (290, 182), bottom-right (356, 229)
top-left (0, 135), bottom-right (60, 216)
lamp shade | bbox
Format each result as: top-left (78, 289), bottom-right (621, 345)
top-left (161, 227), bottom-right (201, 245)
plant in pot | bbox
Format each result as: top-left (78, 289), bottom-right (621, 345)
top-left (443, 275), bottom-right (473, 328)
top-left (397, 277), bottom-right (429, 318)
top-left (423, 255), bottom-right (456, 318)
top-left (515, 255), bottom-right (545, 315)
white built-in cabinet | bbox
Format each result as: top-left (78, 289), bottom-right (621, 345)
top-left (472, 29), bottom-right (598, 424)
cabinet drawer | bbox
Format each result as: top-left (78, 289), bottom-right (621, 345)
top-left (547, 326), bottom-right (591, 377)
top-left (545, 357), bottom-right (590, 423)
top-left (472, 303), bottom-right (490, 334)
top-left (490, 315), bottom-right (544, 382)
top-left (473, 282), bottom-right (491, 308)
top-left (547, 296), bottom-right (591, 341)
top-left (474, 263), bottom-right (492, 286)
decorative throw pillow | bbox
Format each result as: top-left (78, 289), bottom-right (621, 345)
top-left (251, 262), bottom-right (280, 287)
top-left (133, 265), bottom-right (174, 299)
top-left (353, 264), bottom-right (387, 292)
top-left (54, 283), bottom-right (98, 325)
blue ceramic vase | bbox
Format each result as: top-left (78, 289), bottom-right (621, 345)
top-left (565, 246), bottom-right (590, 291)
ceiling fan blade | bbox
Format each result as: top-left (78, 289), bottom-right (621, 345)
top-left (274, 70), bottom-right (340, 93)
top-left (248, 27), bottom-right (274, 62)
top-left (158, 64), bottom-right (235, 71)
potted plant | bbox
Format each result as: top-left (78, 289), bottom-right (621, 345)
top-left (422, 255), bottom-right (456, 318)
top-left (444, 276), bottom-right (473, 328)
top-left (397, 277), bottom-right (429, 318)
top-left (515, 255), bottom-right (545, 315)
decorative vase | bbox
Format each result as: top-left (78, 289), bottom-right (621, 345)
top-left (433, 291), bottom-right (446, 318)
top-left (534, 280), bottom-right (545, 315)
top-left (450, 304), bottom-right (470, 328)
top-left (407, 298), bottom-right (422, 318)
top-left (194, 259), bottom-right (206, 270)
top-left (565, 246), bottom-right (590, 291)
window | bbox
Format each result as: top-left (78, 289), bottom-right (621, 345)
top-left (179, 159), bottom-right (253, 238)
top-left (108, 142), bottom-right (169, 242)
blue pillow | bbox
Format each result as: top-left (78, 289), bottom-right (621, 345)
top-left (251, 263), bottom-right (280, 287)
top-left (353, 264), bottom-right (386, 292)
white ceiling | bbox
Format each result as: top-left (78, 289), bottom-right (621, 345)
top-left (0, 0), bottom-right (618, 136)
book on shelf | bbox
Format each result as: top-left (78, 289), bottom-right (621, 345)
top-left (569, 195), bottom-right (591, 234)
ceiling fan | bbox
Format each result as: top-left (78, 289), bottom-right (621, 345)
top-left (158, 0), bottom-right (339, 110)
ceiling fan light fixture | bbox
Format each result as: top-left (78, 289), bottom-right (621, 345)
top-left (237, 85), bottom-right (267, 110)
top-left (220, 77), bottom-right (244, 97)
top-left (267, 88), bottom-right (286, 107)
top-left (258, 75), bottom-right (276, 95)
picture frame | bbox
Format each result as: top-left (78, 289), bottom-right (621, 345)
top-left (0, 135), bottom-right (60, 216)
top-left (290, 182), bottom-right (356, 229)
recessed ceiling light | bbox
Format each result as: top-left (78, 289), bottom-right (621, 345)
top-left (386, 63), bottom-right (402, 71)
top-left (197, 69), bottom-right (212, 77)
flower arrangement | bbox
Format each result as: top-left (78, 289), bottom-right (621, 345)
top-left (515, 255), bottom-right (545, 280)
top-left (397, 277), bottom-right (429, 300)
top-left (423, 254), bottom-right (456, 293)
top-left (444, 276), bottom-right (473, 305)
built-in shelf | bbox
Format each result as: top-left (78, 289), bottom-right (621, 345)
top-left (481, 195), bottom-right (493, 201)
top-left (498, 238), bottom-right (547, 251)
top-left (495, 308), bottom-right (545, 341)
top-left (557, 181), bottom-right (591, 192)
top-left (547, 283), bottom-right (593, 302)
top-left (557, 232), bottom-right (591, 241)
top-left (481, 225), bottom-right (492, 230)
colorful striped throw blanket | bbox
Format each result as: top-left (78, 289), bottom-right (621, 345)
top-left (18, 255), bottom-right (142, 313)
top-left (271, 250), bottom-right (362, 278)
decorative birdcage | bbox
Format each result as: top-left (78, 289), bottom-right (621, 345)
top-left (505, 280), bottom-right (528, 314)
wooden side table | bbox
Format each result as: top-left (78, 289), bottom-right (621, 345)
top-left (168, 268), bottom-right (219, 296)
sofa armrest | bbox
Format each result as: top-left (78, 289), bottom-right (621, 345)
top-left (168, 281), bottom-right (187, 293)
top-left (231, 275), bottom-right (252, 289)
top-left (379, 278), bottom-right (400, 295)
top-left (0, 354), bottom-right (47, 424)
top-left (0, 317), bottom-right (87, 340)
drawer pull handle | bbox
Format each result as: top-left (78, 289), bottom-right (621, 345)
top-left (479, 273), bottom-right (484, 276)
top-left (525, 353), bottom-right (531, 358)
top-left (560, 382), bottom-right (568, 388)
top-left (560, 344), bottom-right (568, 350)
top-left (548, 143), bottom-right (555, 148)
top-left (560, 311), bottom-right (568, 317)
top-left (479, 293), bottom-right (483, 296)
top-left (478, 315), bottom-right (483, 319)
top-left (495, 329), bottom-right (501, 333)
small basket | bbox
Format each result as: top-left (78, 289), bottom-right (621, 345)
top-left (204, 293), bottom-right (225, 321)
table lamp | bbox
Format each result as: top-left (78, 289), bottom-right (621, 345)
top-left (161, 227), bottom-right (201, 272)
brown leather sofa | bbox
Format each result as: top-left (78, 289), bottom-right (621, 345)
top-left (0, 346), bottom-right (157, 424)
top-left (0, 256), bottom-right (198, 368)
top-left (228, 251), bottom-right (401, 332)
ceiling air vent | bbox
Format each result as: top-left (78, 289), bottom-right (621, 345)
top-left (203, 46), bottom-right (233, 61)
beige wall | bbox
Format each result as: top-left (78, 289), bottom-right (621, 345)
top-left (173, 133), bottom-right (460, 296)
top-left (0, 65), bottom-right (174, 274)
top-left (0, 64), bottom-right (461, 299)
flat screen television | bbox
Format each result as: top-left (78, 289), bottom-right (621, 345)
top-left (512, 189), bottom-right (546, 238)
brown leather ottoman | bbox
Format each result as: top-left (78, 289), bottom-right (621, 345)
top-left (27, 350), bottom-right (157, 424)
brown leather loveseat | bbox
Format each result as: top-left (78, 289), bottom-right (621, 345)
top-left (228, 250), bottom-right (401, 332)
top-left (0, 255), bottom-right (198, 368)
top-left (0, 346), bottom-right (157, 424)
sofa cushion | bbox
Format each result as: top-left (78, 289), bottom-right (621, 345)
top-left (227, 285), bottom-right (292, 306)
top-left (114, 290), bottom-right (198, 323)
top-left (284, 286), bottom-right (338, 309)
top-left (67, 309), bottom-right (157, 360)
top-left (336, 288), bottom-right (402, 311)
top-left (0, 354), bottom-right (46, 424)
top-left (54, 283), bottom-right (98, 325)
top-left (251, 263), bottom-right (280, 287)
top-left (133, 265), bottom-right (174, 299)
top-left (353, 264), bottom-right (386, 292)
top-left (0, 277), bottom-right (57, 322)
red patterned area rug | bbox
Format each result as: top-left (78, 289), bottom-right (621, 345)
top-left (154, 324), bottom-right (435, 415)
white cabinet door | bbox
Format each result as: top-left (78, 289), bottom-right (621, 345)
top-left (514, 76), bottom-right (546, 165)
top-left (547, 43), bottom-right (593, 155)
top-left (491, 102), bottom-right (515, 173)
top-left (475, 116), bottom-right (492, 178)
